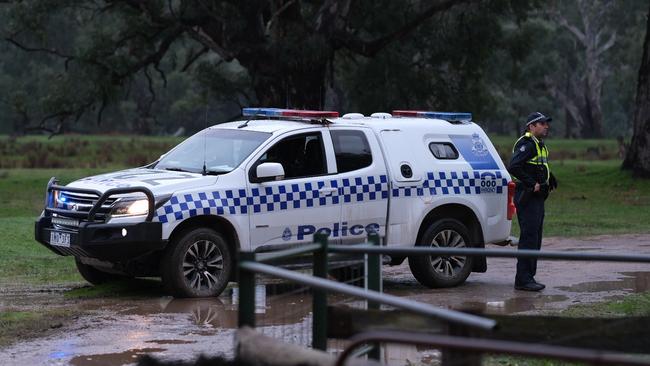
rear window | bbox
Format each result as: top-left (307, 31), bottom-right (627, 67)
top-left (429, 142), bottom-right (459, 159)
top-left (331, 130), bottom-right (372, 173)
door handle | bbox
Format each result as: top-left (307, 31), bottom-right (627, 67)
top-left (318, 187), bottom-right (337, 196)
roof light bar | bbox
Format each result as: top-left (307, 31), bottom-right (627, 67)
top-left (242, 108), bottom-right (339, 119)
top-left (392, 110), bottom-right (472, 121)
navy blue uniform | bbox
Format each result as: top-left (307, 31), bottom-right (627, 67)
top-left (509, 135), bottom-right (556, 287)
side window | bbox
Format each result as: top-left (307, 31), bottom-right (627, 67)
top-left (257, 132), bottom-right (326, 179)
top-left (429, 142), bottom-right (459, 159)
top-left (331, 130), bottom-right (372, 173)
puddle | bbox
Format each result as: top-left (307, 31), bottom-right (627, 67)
top-left (557, 271), bottom-right (650, 293)
top-left (3, 233), bottom-right (650, 366)
top-left (109, 285), bottom-right (316, 330)
top-left (561, 247), bottom-right (602, 251)
top-left (459, 295), bottom-right (569, 314)
top-left (69, 347), bottom-right (165, 366)
top-left (145, 339), bottom-right (195, 345)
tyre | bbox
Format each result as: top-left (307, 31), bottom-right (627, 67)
top-left (75, 259), bottom-right (127, 285)
top-left (408, 219), bottom-right (474, 288)
top-left (161, 227), bottom-right (232, 298)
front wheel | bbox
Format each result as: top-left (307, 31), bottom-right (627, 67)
top-left (161, 228), bottom-right (232, 298)
top-left (408, 219), bottom-right (474, 288)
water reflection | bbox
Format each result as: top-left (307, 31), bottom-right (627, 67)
top-left (69, 348), bottom-right (165, 366)
top-left (459, 295), bottom-right (569, 314)
top-left (557, 271), bottom-right (650, 293)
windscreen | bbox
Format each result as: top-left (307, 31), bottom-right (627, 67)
top-left (155, 128), bottom-right (271, 174)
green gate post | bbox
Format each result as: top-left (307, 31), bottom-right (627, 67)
top-left (238, 251), bottom-right (256, 328)
top-left (312, 233), bottom-right (329, 351)
top-left (367, 232), bottom-right (382, 361)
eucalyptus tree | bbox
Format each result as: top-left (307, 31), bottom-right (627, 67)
top-left (1, 0), bottom-right (534, 134)
top-left (623, 3), bottom-right (650, 177)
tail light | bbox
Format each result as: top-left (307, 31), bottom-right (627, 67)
top-left (507, 181), bottom-right (516, 220)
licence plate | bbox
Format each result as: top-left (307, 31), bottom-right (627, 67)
top-left (50, 231), bottom-right (71, 247)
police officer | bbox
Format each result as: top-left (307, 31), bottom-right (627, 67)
top-left (509, 112), bottom-right (558, 291)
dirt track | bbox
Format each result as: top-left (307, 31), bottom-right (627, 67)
top-left (1, 234), bottom-right (649, 366)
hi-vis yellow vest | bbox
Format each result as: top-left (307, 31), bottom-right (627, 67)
top-left (512, 132), bottom-right (550, 183)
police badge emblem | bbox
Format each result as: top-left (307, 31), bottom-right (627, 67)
top-left (282, 227), bottom-right (292, 241)
top-left (471, 133), bottom-right (489, 157)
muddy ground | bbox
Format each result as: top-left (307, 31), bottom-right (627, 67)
top-left (1, 234), bottom-right (649, 366)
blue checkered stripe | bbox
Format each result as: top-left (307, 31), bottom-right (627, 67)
top-left (340, 175), bottom-right (389, 203)
top-left (391, 171), bottom-right (507, 198)
top-left (157, 190), bottom-right (248, 223)
top-left (156, 175), bottom-right (389, 223)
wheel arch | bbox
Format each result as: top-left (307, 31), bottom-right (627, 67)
top-left (416, 203), bottom-right (486, 272)
top-left (168, 215), bottom-right (241, 257)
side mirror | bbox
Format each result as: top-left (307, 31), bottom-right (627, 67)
top-left (255, 162), bottom-right (285, 182)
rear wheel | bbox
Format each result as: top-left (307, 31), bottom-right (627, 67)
top-left (75, 259), bottom-right (127, 285)
top-left (408, 219), bottom-right (474, 288)
top-left (161, 228), bottom-right (232, 298)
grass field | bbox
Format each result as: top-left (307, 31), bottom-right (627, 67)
top-left (0, 135), bottom-right (180, 169)
top-left (0, 135), bottom-right (649, 287)
top-left (0, 134), bottom-right (649, 358)
top-left (0, 169), bottom-right (112, 286)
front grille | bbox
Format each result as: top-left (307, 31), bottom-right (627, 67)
top-left (54, 246), bottom-right (90, 257)
top-left (54, 191), bottom-right (116, 224)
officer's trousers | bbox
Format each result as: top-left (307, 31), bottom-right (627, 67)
top-left (514, 188), bottom-right (545, 286)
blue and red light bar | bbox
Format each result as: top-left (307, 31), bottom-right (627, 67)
top-left (242, 108), bottom-right (339, 119)
top-left (392, 110), bottom-right (472, 121)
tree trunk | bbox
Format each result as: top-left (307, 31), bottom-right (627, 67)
top-left (551, 0), bottom-right (614, 138)
top-left (583, 64), bottom-right (605, 138)
top-left (622, 4), bottom-right (650, 177)
top-left (225, 2), bottom-right (332, 110)
top-left (564, 107), bottom-right (574, 138)
top-left (250, 60), bottom-right (328, 109)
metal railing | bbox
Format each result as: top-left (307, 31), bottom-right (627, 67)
top-left (335, 331), bottom-right (650, 366)
top-left (237, 234), bottom-right (650, 365)
top-left (238, 233), bottom-right (496, 352)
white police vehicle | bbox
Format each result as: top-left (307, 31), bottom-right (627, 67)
top-left (35, 108), bottom-right (515, 298)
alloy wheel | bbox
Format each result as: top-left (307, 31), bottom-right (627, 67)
top-left (429, 229), bottom-right (467, 277)
top-left (182, 239), bottom-right (224, 291)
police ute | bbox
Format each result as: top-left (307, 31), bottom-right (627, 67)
top-left (35, 108), bottom-right (516, 298)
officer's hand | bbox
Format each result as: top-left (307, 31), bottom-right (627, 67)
top-left (549, 174), bottom-right (558, 191)
top-left (534, 183), bottom-right (540, 192)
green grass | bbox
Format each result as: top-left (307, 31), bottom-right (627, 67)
top-left (0, 216), bottom-right (80, 285)
top-left (491, 136), bottom-right (620, 161)
top-left (562, 291), bottom-right (650, 318)
top-left (0, 168), bottom-right (111, 217)
top-left (513, 160), bottom-right (650, 237)
top-left (0, 136), bottom-right (649, 288)
top-left (484, 292), bottom-right (650, 366)
top-left (0, 169), bottom-right (112, 286)
top-left (0, 309), bottom-right (74, 347)
top-left (483, 357), bottom-right (584, 366)
top-left (0, 134), bottom-right (181, 169)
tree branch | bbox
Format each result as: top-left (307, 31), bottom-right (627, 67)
top-left (266, 0), bottom-right (296, 36)
top-left (554, 12), bottom-right (587, 46)
top-left (181, 46), bottom-right (209, 72)
top-left (5, 37), bottom-right (76, 70)
top-left (595, 31), bottom-right (616, 57)
top-left (334, 0), bottom-right (479, 57)
top-left (184, 25), bottom-right (234, 61)
top-left (116, 25), bottom-right (184, 80)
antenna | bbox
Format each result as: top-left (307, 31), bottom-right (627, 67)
top-left (202, 102), bottom-right (208, 176)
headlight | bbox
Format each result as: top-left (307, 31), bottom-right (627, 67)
top-left (53, 191), bottom-right (66, 208)
top-left (111, 199), bottom-right (149, 217)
